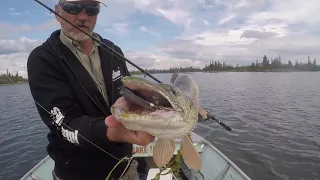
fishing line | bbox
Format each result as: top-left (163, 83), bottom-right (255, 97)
top-left (34, 0), bottom-right (161, 84)
top-left (2, 0), bottom-right (194, 178)
top-left (5, 74), bottom-right (124, 160)
top-left (32, 0), bottom-right (233, 133)
top-left (5, 75), bottom-right (177, 180)
top-left (11, 0), bottom-right (232, 178)
top-left (5, 74), bottom-right (138, 180)
top-left (5, 77), bottom-right (119, 159)
top-left (5, 73), bottom-right (176, 179)
top-left (5, 76), bottom-right (124, 153)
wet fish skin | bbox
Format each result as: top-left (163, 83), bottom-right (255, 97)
top-left (110, 73), bottom-right (202, 172)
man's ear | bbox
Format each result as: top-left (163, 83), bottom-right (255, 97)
top-left (54, 5), bottom-right (61, 22)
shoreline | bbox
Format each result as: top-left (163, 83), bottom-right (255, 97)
top-left (0, 82), bottom-right (28, 86)
top-left (130, 70), bottom-right (320, 75)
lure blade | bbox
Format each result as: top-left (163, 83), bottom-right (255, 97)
top-left (119, 86), bottom-right (158, 111)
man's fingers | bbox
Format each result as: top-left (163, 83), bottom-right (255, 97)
top-left (105, 115), bottom-right (120, 128)
top-left (135, 132), bottom-right (155, 146)
top-left (105, 115), bottom-right (155, 146)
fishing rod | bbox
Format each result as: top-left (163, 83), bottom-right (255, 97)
top-left (34, 0), bottom-right (160, 83)
top-left (4, 74), bottom-right (137, 180)
top-left (33, 0), bottom-right (232, 132)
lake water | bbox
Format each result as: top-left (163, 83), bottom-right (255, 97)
top-left (0, 72), bottom-right (319, 180)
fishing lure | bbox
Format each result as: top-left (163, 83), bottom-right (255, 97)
top-left (119, 86), bottom-right (159, 111)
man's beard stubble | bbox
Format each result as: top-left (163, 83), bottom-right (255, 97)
top-left (62, 21), bottom-right (94, 42)
top-left (66, 30), bottom-right (91, 41)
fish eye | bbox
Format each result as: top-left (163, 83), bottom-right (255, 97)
top-left (168, 86), bottom-right (177, 95)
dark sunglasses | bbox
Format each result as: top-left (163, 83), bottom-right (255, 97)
top-left (59, 2), bottom-right (100, 16)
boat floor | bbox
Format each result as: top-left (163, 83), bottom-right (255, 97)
top-left (20, 133), bottom-right (251, 180)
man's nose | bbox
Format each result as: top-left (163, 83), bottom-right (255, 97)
top-left (77, 9), bottom-right (89, 20)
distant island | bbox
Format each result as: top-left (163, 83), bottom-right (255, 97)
top-left (1, 55), bottom-right (319, 85)
top-left (130, 55), bottom-right (320, 74)
top-left (0, 70), bottom-right (28, 85)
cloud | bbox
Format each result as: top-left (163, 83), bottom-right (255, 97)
top-left (125, 51), bottom-right (203, 71)
top-left (155, 8), bottom-right (191, 25)
top-left (0, 19), bottom-right (58, 39)
top-left (219, 13), bottom-right (236, 24)
top-left (140, 0), bottom-right (320, 67)
top-left (104, 22), bottom-right (138, 36)
top-left (1, 0), bottom-right (320, 78)
top-left (140, 26), bottom-right (161, 37)
top-left (240, 30), bottom-right (278, 39)
top-left (98, 0), bottom-right (213, 29)
top-left (9, 12), bottom-right (21, 16)
top-left (0, 37), bottom-right (43, 55)
top-left (155, 27), bottom-right (320, 66)
top-left (0, 37), bottom-right (43, 78)
top-left (8, 11), bottom-right (30, 16)
top-left (96, 1), bottom-right (138, 26)
top-left (246, 0), bottom-right (320, 25)
top-left (0, 53), bottom-right (30, 78)
top-left (7, 6), bottom-right (31, 16)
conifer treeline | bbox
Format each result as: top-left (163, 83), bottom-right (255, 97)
top-left (0, 69), bottom-right (28, 85)
top-left (130, 55), bottom-right (320, 74)
top-left (2, 55), bottom-right (319, 84)
top-left (130, 67), bottom-right (202, 74)
top-left (203, 55), bottom-right (320, 72)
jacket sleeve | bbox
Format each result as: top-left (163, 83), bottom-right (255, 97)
top-left (27, 47), bottom-right (118, 149)
top-left (114, 44), bottom-right (131, 76)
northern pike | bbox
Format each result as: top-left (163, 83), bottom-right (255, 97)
top-left (110, 73), bottom-right (206, 173)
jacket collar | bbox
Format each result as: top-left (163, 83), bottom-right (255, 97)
top-left (47, 29), bottom-right (115, 116)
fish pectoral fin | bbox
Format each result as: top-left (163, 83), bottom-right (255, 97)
top-left (198, 107), bottom-right (207, 119)
top-left (153, 138), bottom-right (175, 168)
top-left (180, 135), bottom-right (201, 171)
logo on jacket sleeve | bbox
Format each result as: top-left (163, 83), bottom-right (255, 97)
top-left (112, 69), bottom-right (122, 81)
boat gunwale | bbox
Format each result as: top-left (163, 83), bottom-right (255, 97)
top-left (199, 136), bottom-right (252, 180)
top-left (19, 133), bottom-right (251, 180)
top-left (19, 155), bottom-right (52, 180)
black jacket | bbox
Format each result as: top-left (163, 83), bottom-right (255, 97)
top-left (27, 30), bottom-right (133, 180)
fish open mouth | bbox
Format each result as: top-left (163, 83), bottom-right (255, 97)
top-left (112, 80), bottom-right (177, 117)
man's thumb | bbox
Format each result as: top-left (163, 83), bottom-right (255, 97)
top-left (105, 115), bottom-right (120, 128)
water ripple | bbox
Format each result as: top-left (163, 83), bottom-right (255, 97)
top-left (1, 72), bottom-right (320, 180)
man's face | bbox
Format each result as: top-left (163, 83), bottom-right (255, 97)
top-left (55, 1), bottom-right (100, 41)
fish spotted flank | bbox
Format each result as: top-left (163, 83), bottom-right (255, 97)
top-left (110, 73), bottom-right (203, 173)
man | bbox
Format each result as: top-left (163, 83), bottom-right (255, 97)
top-left (27, 0), bottom-right (154, 179)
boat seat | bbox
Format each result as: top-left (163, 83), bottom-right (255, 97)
top-left (146, 168), bottom-right (173, 180)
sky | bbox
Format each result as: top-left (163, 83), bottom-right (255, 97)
top-left (1, 0), bottom-right (320, 78)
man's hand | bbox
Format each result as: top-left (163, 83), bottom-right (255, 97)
top-left (105, 115), bottom-right (155, 146)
